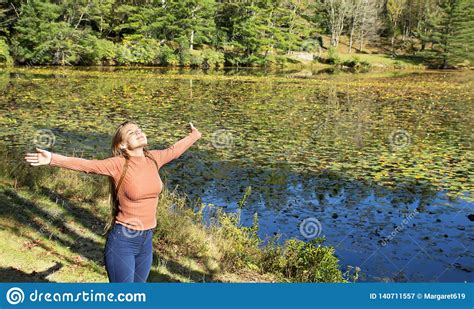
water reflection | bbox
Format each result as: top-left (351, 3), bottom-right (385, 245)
top-left (172, 164), bottom-right (473, 282)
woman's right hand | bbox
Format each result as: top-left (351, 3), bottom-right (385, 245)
top-left (24, 148), bottom-right (52, 166)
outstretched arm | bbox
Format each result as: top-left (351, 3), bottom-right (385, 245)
top-left (25, 148), bottom-right (122, 177)
top-left (151, 122), bottom-right (202, 168)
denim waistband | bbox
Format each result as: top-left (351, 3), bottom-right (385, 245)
top-left (113, 222), bottom-right (155, 233)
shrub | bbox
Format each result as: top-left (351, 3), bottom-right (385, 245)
top-left (115, 38), bottom-right (161, 65)
top-left (79, 35), bottom-right (116, 65)
top-left (190, 50), bottom-right (204, 67)
top-left (130, 38), bottom-right (161, 65)
top-left (0, 37), bottom-right (13, 66)
top-left (179, 49), bottom-right (192, 66)
top-left (246, 54), bottom-right (266, 66)
top-left (275, 54), bottom-right (289, 66)
top-left (327, 47), bottom-right (341, 65)
top-left (94, 39), bottom-right (116, 65)
top-left (202, 49), bottom-right (225, 68)
top-left (262, 54), bottom-right (277, 67)
top-left (343, 56), bottom-right (371, 72)
top-left (456, 59), bottom-right (471, 69)
top-left (158, 45), bottom-right (179, 66)
top-left (175, 36), bottom-right (191, 66)
top-left (115, 44), bottom-right (134, 65)
top-left (343, 55), bottom-right (361, 67)
top-left (166, 53), bottom-right (179, 66)
top-left (261, 238), bottom-right (346, 282)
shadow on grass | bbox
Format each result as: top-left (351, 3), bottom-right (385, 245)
top-left (147, 256), bottom-right (222, 283)
top-left (0, 262), bottom-right (62, 282)
top-left (0, 184), bottom-right (222, 282)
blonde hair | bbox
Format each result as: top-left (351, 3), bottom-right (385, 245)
top-left (102, 120), bottom-right (158, 236)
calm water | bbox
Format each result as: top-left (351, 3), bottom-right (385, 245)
top-left (1, 66), bottom-right (473, 282)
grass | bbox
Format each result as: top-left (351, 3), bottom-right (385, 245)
top-left (0, 150), bottom-right (356, 283)
top-left (281, 34), bottom-right (427, 71)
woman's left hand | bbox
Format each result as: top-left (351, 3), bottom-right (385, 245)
top-left (189, 122), bottom-right (202, 138)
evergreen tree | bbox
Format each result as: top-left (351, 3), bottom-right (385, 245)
top-left (431, 0), bottom-right (473, 68)
top-left (449, 0), bottom-right (474, 65)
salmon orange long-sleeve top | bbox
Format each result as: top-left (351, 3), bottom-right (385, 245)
top-left (48, 130), bottom-right (202, 230)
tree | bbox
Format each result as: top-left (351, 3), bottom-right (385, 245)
top-left (320, 0), bottom-right (351, 47)
top-left (346, 0), bottom-right (363, 53)
top-left (447, 0), bottom-right (474, 65)
top-left (387, 0), bottom-right (406, 54)
top-left (431, 0), bottom-right (474, 67)
top-left (356, 0), bottom-right (382, 52)
top-left (410, 0), bottom-right (439, 52)
top-left (168, 0), bottom-right (216, 50)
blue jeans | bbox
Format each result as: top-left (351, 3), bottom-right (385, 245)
top-left (104, 222), bottom-right (154, 282)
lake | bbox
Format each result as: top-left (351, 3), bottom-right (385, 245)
top-left (1, 66), bottom-right (472, 282)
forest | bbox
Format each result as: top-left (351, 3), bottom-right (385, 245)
top-left (0, 0), bottom-right (473, 68)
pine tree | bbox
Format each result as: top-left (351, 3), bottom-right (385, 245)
top-left (431, 0), bottom-right (474, 68)
top-left (449, 0), bottom-right (474, 65)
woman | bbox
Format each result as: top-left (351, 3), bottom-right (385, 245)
top-left (24, 120), bottom-right (202, 282)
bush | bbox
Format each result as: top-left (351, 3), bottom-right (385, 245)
top-left (456, 59), bottom-right (471, 69)
top-left (0, 37), bottom-right (13, 66)
top-left (212, 209), bottom-right (262, 270)
top-left (261, 238), bottom-right (346, 282)
top-left (275, 54), bottom-right (289, 66)
top-left (175, 36), bottom-right (191, 66)
top-left (246, 54), bottom-right (266, 66)
top-left (327, 47), bottom-right (341, 65)
top-left (93, 39), bottom-right (116, 65)
top-left (190, 50), bottom-right (204, 67)
top-left (342, 56), bottom-right (371, 72)
top-left (115, 38), bottom-right (161, 65)
top-left (130, 38), bottom-right (160, 65)
top-left (79, 35), bottom-right (116, 65)
top-left (158, 45), bottom-right (179, 66)
top-left (114, 44), bottom-right (134, 65)
top-left (262, 54), bottom-right (277, 67)
top-left (179, 49), bottom-right (192, 66)
top-left (359, 60), bottom-right (371, 72)
top-left (202, 49), bottom-right (225, 68)
top-left (343, 55), bottom-right (360, 67)
top-left (224, 52), bottom-right (246, 67)
top-left (166, 53), bottom-right (179, 66)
